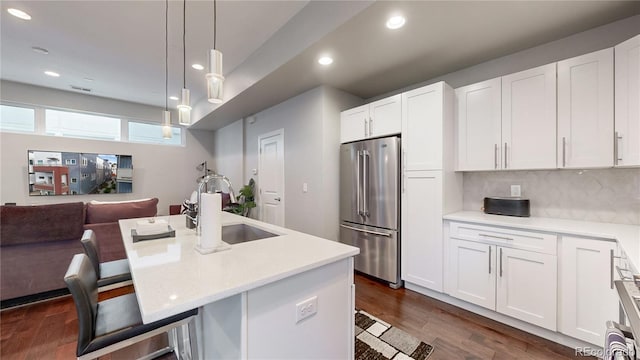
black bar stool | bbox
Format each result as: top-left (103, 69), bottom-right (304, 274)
top-left (64, 253), bottom-right (199, 359)
top-left (80, 229), bottom-right (131, 289)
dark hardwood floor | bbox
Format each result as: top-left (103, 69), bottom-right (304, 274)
top-left (1, 276), bottom-right (593, 359)
top-left (355, 274), bottom-right (592, 360)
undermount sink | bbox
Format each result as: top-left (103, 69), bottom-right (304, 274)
top-left (222, 223), bottom-right (278, 244)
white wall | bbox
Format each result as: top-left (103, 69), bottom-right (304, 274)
top-left (212, 118), bottom-right (244, 190)
top-left (212, 86), bottom-right (360, 240)
top-left (0, 81), bottom-right (216, 214)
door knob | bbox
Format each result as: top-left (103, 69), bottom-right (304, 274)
top-left (274, 197), bottom-right (281, 201)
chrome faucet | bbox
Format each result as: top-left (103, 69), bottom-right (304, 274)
top-left (195, 174), bottom-right (237, 235)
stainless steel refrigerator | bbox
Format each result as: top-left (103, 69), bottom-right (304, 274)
top-left (339, 136), bottom-right (401, 288)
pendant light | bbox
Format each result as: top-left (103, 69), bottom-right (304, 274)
top-left (206, 0), bottom-right (224, 104)
top-left (177, 0), bottom-right (191, 125)
top-left (162, 0), bottom-right (172, 139)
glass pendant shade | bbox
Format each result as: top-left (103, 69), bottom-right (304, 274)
top-left (207, 49), bottom-right (224, 104)
top-left (177, 88), bottom-right (192, 125)
top-left (162, 110), bottom-right (172, 139)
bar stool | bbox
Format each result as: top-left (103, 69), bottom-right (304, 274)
top-left (64, 253), bottom-right (198, 360)
top-left (80, 229), bottom-right (131, 289)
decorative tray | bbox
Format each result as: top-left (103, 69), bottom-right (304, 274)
top-left (131, 226), bottom-right (175, 242)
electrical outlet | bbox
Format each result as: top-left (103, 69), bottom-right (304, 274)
top-left (295, 296), bottom-right (317, 323)
top-left (510, 185), bottom-right (521, 197)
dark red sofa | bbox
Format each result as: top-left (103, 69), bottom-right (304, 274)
top-left (0, 198), bottom-right (158, 306)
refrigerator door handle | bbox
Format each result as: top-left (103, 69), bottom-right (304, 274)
top-left (362, 150), bottom-right (369, 217)
top-left (356, 150), bottom-right (362, 216)
top-left (340, 224), bottom-right (392, 237)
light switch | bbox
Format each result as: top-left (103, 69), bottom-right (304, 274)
top-left (510, 185), bottom-right (521, 197)
top-left (303, 183), bottom-right (308, 193)
top-left (252, 168), bottom-right (258, 175)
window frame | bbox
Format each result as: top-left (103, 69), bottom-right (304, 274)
top-left (0, 103), bottom-right (36, 133)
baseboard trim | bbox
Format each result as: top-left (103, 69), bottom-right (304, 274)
top-left (1, 288), bottom-right (70, 310)
top-left (404, 282), bottom-right (596, 351)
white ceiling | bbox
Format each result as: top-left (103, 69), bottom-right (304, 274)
top-left (1, 1), bottom-right (639, 131)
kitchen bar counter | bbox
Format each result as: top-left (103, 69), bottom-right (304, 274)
top-left (444, 211), bottom-right (640, 271)
top-left (119, 213), bottom-right (359, 323)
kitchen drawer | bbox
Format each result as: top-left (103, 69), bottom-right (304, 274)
top-left (449, 222), bottom-right (557, 255)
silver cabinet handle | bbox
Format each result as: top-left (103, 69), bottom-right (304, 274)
top-left (488, 246), bottom-right (492, 274)
top-left (611, 249), bottom-right (615, 289)
top-left (499, 248), bottom-right (503, 277)
top-left (562, 137), bottom-right (567, 167)
top-left (494, 144), bottom-right (498, 169)
top-left (274, 197), bottom-right (281, 201)
top-left (356, 150), bottom-right (362, 216)
top-left (340, 224), bottom-right (391, 237)
top-left (362, 150), bottom-right (369, 216)
top-left (369, 117), bottom-right (373, 136)
top-left (504, 142), bottom-right (508, 169)
top-left (615, 132), bottom-right (623, 165)
top-left (364, 119), bottom-right (368, 138)
top-left (402, 150), bottom-right (406, 193)
top-left (479, 233), bottom-right (513, 241)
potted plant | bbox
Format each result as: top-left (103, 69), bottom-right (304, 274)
top-left (229, 179), bottom-right (256, 217)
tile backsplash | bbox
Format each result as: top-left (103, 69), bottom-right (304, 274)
top-left (463, 168), bottom-right (640, 225)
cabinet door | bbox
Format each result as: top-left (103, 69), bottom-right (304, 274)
top-left (340, 104), bottom-right (368, 143)
top-left (370, 94), bottom-right (401, 138)
top-left (456, 78), bottom-right (502, 171)
top-left (402, 83), bottom-right (444, 170)
top-left (401, 170), bottom-right (443, 291)
top-left (496, 247), bottom-right (557, 331)
top-left (559, 236), bottom-right (618, 346)
top-left (502, 64), bottom-right (557, 170)
top-left (449, 239), bottom-right (496, 310)
top-left (558, 48), bottom-right (614, 168)
top-left (615, 35), bottom-right (640, 167)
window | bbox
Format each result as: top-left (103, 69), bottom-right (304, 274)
top-left (0, 105), bottom-right (35, 133)
top-left (65, 159), bottom-right (76, 165)
top-left (128, 121), bottom-right (182, 146)
top-left (37, 160), bottom-right (43, 165)
top-left (71, 178), bottom-right (77, 183)
top-left (45, 109), bottom-right (120, 141)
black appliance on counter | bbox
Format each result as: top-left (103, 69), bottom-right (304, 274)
top-left (483, 197), bottom-right (530, 217)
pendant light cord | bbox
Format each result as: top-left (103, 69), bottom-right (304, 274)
top-left (213, 0), bottom-right (217, 49)
top-left (183, 0), bottom-right (186, 88)
top-left (164, 0), bottom-right (169, 111)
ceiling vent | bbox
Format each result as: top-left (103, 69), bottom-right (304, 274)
top-left (70, 85), bottom-right (92, 92)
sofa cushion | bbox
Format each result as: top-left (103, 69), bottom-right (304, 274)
top-left (0, 202), bottom-right (85, 246)
top-left (85, 198), bottom-right (158, 224)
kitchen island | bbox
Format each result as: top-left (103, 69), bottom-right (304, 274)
top-left (119, 212), bottom-right (359, 359)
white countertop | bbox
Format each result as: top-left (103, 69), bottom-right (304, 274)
top-left (444, 211), bottom-right (640, 271)
top-left (119, 213), bottom-right (359, 323)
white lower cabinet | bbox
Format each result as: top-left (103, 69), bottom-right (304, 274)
top-left (559, 236), bottom-right (618, 346)
top-left (447, 222), bottom-right (557, 331)
top-left (496, 247), bottom-right (557, 331)
top-left (449, 239), bottom-right (496, 309)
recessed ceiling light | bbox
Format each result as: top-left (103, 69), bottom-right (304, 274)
top-left (8, 8), bottom-right (31, 20)
top-left (386, 15), bottom-right (406, 30)
top-left (192, 64), bottom-right (204, 70)
top-left (44, 71), bottom-right (60, 77)
top-left (169, 96), bottom-right (179, 101)
top-left (318, 56), bottom-right (333, 66)
top-left (32, 46), bottom-right (49, 55)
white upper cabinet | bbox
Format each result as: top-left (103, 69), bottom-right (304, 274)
top-left (501, 64), bottom-right (557, 170)
top-left (558, 48), bottom-right (614, 168)
top-left (340, 95), bottom-right (401, 144)
top-left (456, 78), bottom-right (502, 171)
top-left (402, 82), bottom-right (447, 170)
top-left (340, 104), bottom-right (369, 144)
top-left (369, 94), bottom-right (402, 138)
top-left (615, 34), bottom-right (640, 167)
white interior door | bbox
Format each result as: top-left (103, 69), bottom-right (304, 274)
top-left (258, 129), bottom-right (284, 226)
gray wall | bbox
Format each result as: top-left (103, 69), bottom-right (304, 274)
top-left (213, 85), bottom-right (361, 240)
top-left (1, 81), bottom-right (216, 214)
top-left (212, 118), bottom-right (244, 189)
